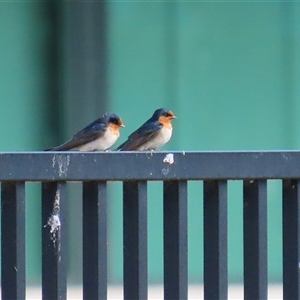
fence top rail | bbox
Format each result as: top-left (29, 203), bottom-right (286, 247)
top-left (0, 150), bottom-right (300, 181)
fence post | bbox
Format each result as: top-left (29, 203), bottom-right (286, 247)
top-left (203, 180), bottom-right (228, 300)
top-left (82, 181), bottom-right (108, 299)
top-left (42, 182), bottom-right (67, 300)
top-left (243, 180), bottom-right (268, 299)
top-left (163, 180), bottom-right (188, 300)
top-left (1, 182), bottom-right (26, 300)
top-left (123, 181), bottom-right (148, 300)
top-left (282, 179), bottom-right (300, 299)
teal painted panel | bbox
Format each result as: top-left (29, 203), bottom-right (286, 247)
top-left (177, 2), bottom-right (285, 282)
top-left (108, 2), bottom-right (170, 123)
top-left (108, 2), bottom-right (300, 283)
top-left (177, 2), bottom-right (284, 150)
top-left (108, 3), bottom-right (169, 283)
top-left (0, 3), bottom-right (53, 281)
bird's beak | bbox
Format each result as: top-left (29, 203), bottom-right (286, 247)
top-left (118, 119), bottom-right (125, 127)
top-left (168, 110), bottom-right (177, 119)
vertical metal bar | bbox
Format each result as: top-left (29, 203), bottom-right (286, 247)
top-left (1, 182), bottom-right (26, 300)
top-left (282, 179), bottom-right (300, 299)
top-left (123, 181), bottom-right (148, 300)
top-left (203, 180), bottom-right (228, 300)
top-left (163, 180), bottom-right (188, 300)
top-left (243, 180), bottom-right (268, 300)
top-left (82, 181), bottom-right (107, 300)
top-left (42, 182), bottom-right (67, 300)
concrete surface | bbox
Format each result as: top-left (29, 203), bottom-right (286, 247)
top-left (24, 284), bottom-right (283, 299)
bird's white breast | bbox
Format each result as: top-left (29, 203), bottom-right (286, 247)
top-left (77, 127), bottom-right (120, 151)
top-left (138, 126), bottom-right (172, 150)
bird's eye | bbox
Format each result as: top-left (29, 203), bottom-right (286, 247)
top-left (164, 112), bottom-right (173, 117)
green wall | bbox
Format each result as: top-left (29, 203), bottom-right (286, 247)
top-left (0, 3), bottom-right (57, 282)
top-left (1, 1), bottom-right (300, 284)
top-left (108, 2), bottom-right (300, 282)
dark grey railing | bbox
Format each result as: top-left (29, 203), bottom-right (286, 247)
top-left (1, 151), bottom-right (300, 299)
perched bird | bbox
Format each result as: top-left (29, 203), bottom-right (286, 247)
top-left (46, 112), bottom-right (125, 151)
top-left (116, 108), bottom-right (176, 151)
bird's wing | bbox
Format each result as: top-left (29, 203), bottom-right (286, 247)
top-left (47, 120), bottom-right (107, 151)
top-left (117, 121), bottom-right (163, 150)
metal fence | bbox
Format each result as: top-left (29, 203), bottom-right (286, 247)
top-left (1, 151), bottom-right (299, 299)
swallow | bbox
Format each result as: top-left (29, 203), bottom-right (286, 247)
top-left (116, 108), bottom-right (176, 151)
top-left (46, 112), bottom-right (125, 151)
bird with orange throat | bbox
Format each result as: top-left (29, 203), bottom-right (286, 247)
top-left (46, 112), bottom-right (125, 151)
top-left (116, 108), bottom-right (176, 151)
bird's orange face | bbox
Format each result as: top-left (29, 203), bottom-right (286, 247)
top-left (158, 110), bottom-right (177, 128)
top-left (116, 118), bottom-right (125, 128)
top-left (108, 117), bottom-right (125, 134)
